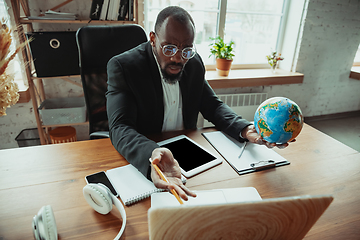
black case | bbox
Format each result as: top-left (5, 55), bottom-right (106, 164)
top-left (26, 31), bottom-right (80, 77)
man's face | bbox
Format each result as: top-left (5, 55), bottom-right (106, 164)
top-left (150, 16), bottom-right (195, 84)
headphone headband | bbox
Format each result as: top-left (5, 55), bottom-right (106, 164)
top-left (32, 184), bottom-right (126, 240)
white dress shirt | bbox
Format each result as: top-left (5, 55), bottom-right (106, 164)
top-left (153, 51), bottom-right (184, 132)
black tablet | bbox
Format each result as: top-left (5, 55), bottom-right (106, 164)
top-left (157, 135), bottom-right (222, 178)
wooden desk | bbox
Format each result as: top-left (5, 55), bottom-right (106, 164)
top-left (1, 124), bottom-right (359, 239)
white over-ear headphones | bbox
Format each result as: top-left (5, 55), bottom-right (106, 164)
top-left (32, 205), bottom-right (57, 240)
top-left (32, 183), bottom-right (126, 240)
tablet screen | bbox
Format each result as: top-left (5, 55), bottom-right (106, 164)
top-left (160, 138), bottom-right (217, 172)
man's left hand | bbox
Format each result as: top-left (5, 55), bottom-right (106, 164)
top-left (241, 125), bottom-right (295, 149)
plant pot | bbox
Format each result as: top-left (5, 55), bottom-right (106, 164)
top-left (216, 58), bottom-right (233, 76)
top-left (270, 62), bottom-right (279, 73)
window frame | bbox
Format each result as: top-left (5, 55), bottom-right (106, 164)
top-left (353, 44), bottom-right (360, 67)
top-left (144, 0), bottom-right (290, 70)
top-left (1, 0), bottom-right (26, 83)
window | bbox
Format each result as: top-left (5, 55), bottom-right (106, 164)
top-left (144, 0), bottom-right (289, 68)
top-left (0, 0), bottom-right (23, 82)
top-left (354, 44), bottom-right (360, 66)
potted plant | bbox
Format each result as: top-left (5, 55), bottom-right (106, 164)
top-left (209, 36), bottom-right (235, 76)
top-left (266, 51), bottom-right (284, 73)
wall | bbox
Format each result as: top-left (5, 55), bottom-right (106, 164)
top-left (216, 0), bottom-right (360, 118)
top-left (277, 0), bottom-right (360, 117)
top-left (1, 0), bottom-right (360, 149)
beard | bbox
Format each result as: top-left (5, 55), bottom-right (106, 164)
top-left (161, 63), bottom-right (184, 84)
top-left (153, 48), bottom-right (184, 84)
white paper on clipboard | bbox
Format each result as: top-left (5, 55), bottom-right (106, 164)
top-left (202, 131), bottom-right (290, 175)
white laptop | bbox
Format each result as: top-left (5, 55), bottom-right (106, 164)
top-left (148, 188), bottom-right (333, 240)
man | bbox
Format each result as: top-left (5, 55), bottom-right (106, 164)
top-left (106, 6), bottom-right (290, 201)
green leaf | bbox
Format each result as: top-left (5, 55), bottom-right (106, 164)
top-left (208, 36), bottom-right (235, 60)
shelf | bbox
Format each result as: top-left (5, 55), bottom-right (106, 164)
top-left (206, 69), bottom-right (304, 89)
top-left (18, 87), bottom-right (30, 103)
top-left (31, 75), bottom-right (81, 80)
top-left (16, 80), bottom-right (31, 103)
top-left (19, 18), bottom-right (136, 25)
top-left (11, 0), bottom-right (141, 145)
top-left (350, 66), bottom-right (360, 80)
top-left (42, 121), bottom-right (89, 128)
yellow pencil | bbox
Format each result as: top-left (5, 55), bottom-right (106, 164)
top-left (150, 158), bottom-right (183, 205)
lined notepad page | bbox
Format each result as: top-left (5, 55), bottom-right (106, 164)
top-left (106, 164), bottom-right (163, 205)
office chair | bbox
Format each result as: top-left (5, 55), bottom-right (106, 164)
top-left (76, 25), bottom-right (147, 139)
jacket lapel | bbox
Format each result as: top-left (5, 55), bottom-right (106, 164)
top-left (145, 42), bottom-right (164, 130)
top-left (179, 68), bottom-right (189, 128)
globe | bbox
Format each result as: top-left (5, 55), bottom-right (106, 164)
top-left (254, 97), bottom-right (303, 144)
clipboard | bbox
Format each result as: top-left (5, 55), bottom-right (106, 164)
top-left (202, 131), bottom-right (290, 175)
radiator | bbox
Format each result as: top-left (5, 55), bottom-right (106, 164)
top-left (199, 93), bottom-right (268, 127)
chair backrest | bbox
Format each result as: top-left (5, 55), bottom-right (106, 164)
top-left (76, 24), bottom-right (147, 136)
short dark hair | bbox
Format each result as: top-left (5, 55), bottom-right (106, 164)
top-left (154, 6), bottom-right (195, 34)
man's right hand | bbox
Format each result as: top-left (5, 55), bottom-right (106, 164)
top-left (150, 148), bottom-right (196, 201)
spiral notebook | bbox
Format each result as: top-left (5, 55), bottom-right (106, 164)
top-left (106, 164), bottom-right (163, 205)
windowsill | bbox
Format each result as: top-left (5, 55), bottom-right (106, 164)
top-left (16, 69), bottom-right (305, 102)
top-left (206, 69), bottom-right (304, 89)
top-left (350, 66), bottom-right (360, 80)
top-left (16, 81), bottom-right (31, 103)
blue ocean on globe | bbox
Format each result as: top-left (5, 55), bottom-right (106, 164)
top-left (254, 97), bottom-right (303, 144)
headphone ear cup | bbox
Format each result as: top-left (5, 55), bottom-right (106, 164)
top-left (43, 205), bottom-right (58, 240)
top-left (33, 205), bottom-right (58, 240)
top-left (83, 183), bottom-right (113, 214)
top-left (83, 183), bottom-right (127, 240)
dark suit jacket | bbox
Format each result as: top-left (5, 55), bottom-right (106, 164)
top-left (106, 41), bottom-right (251, 178)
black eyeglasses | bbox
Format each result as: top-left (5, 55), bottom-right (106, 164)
top-left (155, 33), bottom-right (196, 60)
